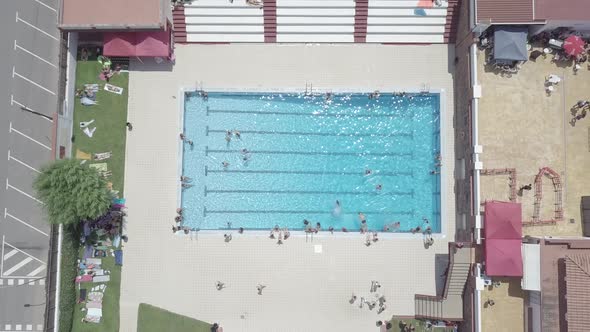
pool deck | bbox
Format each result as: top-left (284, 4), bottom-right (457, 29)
top-left (121, 44), bottom-right (456, 332)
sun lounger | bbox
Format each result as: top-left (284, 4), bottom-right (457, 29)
top-left (89, 163), bottom-right (108, 172)
top-left (84, 84), bottom-right (99, 92)
top-left (86, 301), bottom-right (103, 309)
top-left (547, 74), bottom-right (561, 84)
top-left (78, 289), bottom-right (87, 303)
top-left (84, 315), bottom-right (101, 323)
top-left (104, 83), bottom-right (124, 95)
top-left (93, 275), bottom-right (110, 283)
top-left (93, 151), bottom-right (112, 160)
top-left (76, 149), bottom-right (92, 160)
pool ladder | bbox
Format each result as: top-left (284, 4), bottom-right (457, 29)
top-left (304, 82), bottom-right (313, 96)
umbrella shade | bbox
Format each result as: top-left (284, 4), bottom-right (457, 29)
top-left (493, 26), bottom-right (529, 61)
top-left (485, 239), bottom-right (523, 277)
top-left (564, 35), bottom-right (585, 57)
top-left (484, 201), bottom-right (522, 239)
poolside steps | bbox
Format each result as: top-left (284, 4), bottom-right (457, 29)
top-left (175, 0), bottom-right (456, 44)
top-left (414, 244), bottom-right (471, 321)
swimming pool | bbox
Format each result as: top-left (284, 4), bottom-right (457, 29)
top-left (180, 92), bottom-right (442, 233)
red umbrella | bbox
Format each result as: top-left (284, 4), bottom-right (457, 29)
top-left (564, 35), bottom-right (585, 56)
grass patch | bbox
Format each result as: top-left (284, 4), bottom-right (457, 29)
top-left (58, 224), bottom-right (81, 332)
top-left (137, 304), bottom-right (212, 332)
top-left (63, 59), bottom-right (128, 332)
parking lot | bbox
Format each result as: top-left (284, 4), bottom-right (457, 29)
top-left (0, 0), bottom-right (60, 330)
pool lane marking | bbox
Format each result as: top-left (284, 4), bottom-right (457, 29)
top-left (34, 0), bottom-right (57, 13)
top-left (207, 109), bottom-right (412, 118)
top-left (207, 129), bottom-right (413, 138)
top-left (4, 208), bottom-right (49, 237)
top-left (206, 169), bottom-right (413, 176)
top-left (13, 67), bottom-right (56, 95)
top-left (14, 40), bottom-right (57, 68)
top-left (206, 148), bottom-right (412, 157)
top-left (6, 180), bottom-right (45, 205)
top-left (8, 150), bottom-right (41, 174)
top-left (15, 12), bottom-right (59, 41)
top-left (9, 122), bottom-right (52, 150)
top-left (11, 95), bottom-right (54, 123)
top-left (203, 209), bottom-right (415, 216)
top-left (205, 189), bottom-right (414, 196)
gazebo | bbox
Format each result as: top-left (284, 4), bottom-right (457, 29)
top-left (484, 201), bottom-right (523, 277)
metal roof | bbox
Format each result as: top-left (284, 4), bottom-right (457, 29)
top-left (564, 254), bottom-right (590, 332)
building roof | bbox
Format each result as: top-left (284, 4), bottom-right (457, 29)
top-left (59, 0), bottom-right (167, 30)
top-left (476, 0), bottom-right (534, 24)
top-left (564, 254), bottom-right (590, 332)
top-left (535, 0), bottom-right (590, 21)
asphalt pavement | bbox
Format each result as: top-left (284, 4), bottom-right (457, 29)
top-left (0, 0), bottom-right (60, 330)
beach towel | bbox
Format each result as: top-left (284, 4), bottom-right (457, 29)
top-left (89, 163), bottom-right (107, 172)
top-left (78, 289), bottom-right (87, 303)
top-left (88, 292), bottom-right (104, 302)
top-left (93, 249), bottom-right (106, 258)
top-left (104, 83), bottom-right (123, 95)
top-left (84, 315), bottom-right (101, 323)
top-left (113, 198), bottom-right (126, 205)
top-left (84, 84), bottom-right (99, 92)
top-left (93, 151), bottom-right (112, 160)
top-left (86, 301), bottom-right (103, 309)
top-left (85, 258), bottom-right (102, 265)
top-left (83, 127), bottom-right (96, 137)
top-left (93, 275), bottom-right (110, 283)
top-left (81, 97), bottom-right (97, 106)
top-left (83, 245), bottom-right (93, 259)
top-left (114, 250), bottom-right (123, 266)
top-left (76, 149), bottom-right (92, 160)
top-left (75, 275), bottom-right (93, 283)
top-left (113, 235), bottom-right (121, 249)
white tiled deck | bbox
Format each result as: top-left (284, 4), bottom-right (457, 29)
top-left (121, 44), bottom-right (456, 332)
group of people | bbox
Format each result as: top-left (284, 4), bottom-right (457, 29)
top-left (180, 133), bottom-right (193, 147)
top-left (269, 225), bottom-right (291, 244)
top-left (350, 280), bottom-right (387, 314)
top-left (430, 153), bottom-right (442, 175)
top-left (180, 175), bottom-right (193, 189)
top-left (215, 281), bottom-right (266, 295)
top-left (570, 99), bottom-right (588, 126)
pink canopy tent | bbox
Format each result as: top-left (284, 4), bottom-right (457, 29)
top-left (484, 201), bottom-right (522, 239)
top-left (484, 201), bottom-right (523, 277)
top-left (485, 239), bottom-right (523, 276)
top-left (103, 31), bottom-right (170, 58)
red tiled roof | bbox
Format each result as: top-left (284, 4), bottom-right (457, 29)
top-left (535, 0), bottom-right (590, 21)
top-left (564, 254), bottom-right (590, 332)
top-left (476, 0), bottom-right (534, 24)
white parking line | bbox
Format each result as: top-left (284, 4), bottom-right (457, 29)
top-left (13, 67), bottom-right (56, 95)
top-left (4, 249), bottom-right (18, 260)
top-left (15, 12), bottom-right (59, 41)
top-left (14, 40), bottom-right (57, 69)
top-left (8, 150), bottom-right (41, 174)
top-left (4, 208), bottom-right (49, 237)
top-left (27, 265), bottom-right (45, 277)
top-left (9, 122), bottom-right (52, 150)
top-left (35, 0), bottom-right (57, 13)
top-left (3, 241), bottom-right (46, 264)
top-left (11, 95), bottom-right (54, 123)
top-left (6, 180), bottom-right (45, 205)
top-left (0, 236), bottom-right (4, 276)
top-left (2, 257), bottom-right (32, 276)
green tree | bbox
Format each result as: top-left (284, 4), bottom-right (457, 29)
top-left (34, 159), bottom-right (112, 225)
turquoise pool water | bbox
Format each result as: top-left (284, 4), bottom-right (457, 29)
top-left (181, 92), bottom-right (441, 232)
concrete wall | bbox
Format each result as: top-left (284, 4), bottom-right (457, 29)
top-left (531, 20), bottom-right (590, 36)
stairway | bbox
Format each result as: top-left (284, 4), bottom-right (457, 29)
top-left (414, 245), bottom-right (471, 321)
top-left (276, 0), bottom-right (356, 43)
top-left (183, 0), bottom-right (265, 43)
top-left (367, 0), bottom-right (449, 43)
top-left (443, 0), bottom-right (460, 43)
top-left (172, 6), bottom-right (187, 43)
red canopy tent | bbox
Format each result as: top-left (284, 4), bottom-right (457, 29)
top-left (564, 35), bottom-right (585, 57)
top-left (103, 31), bottom-right (171, 58)
top-left (484, 201), bottom-right (523, 277)
top-left (484, 200), bottom-right (522, 239)
top-left (485, 239), bottom-right (523, 276)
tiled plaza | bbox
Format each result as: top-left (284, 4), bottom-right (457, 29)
top-left (120, 44), bottom-right (456, 331)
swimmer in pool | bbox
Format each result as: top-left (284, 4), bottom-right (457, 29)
top-left (332, 200), bottom-right (342, 217)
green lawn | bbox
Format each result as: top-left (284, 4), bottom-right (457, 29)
top-left (137, 304), bottom-right (213, 332)
top-left (64, 58), bottom-right (129, 332)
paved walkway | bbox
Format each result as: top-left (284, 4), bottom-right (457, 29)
top-left (121, 44), bottom-right (456, 332)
